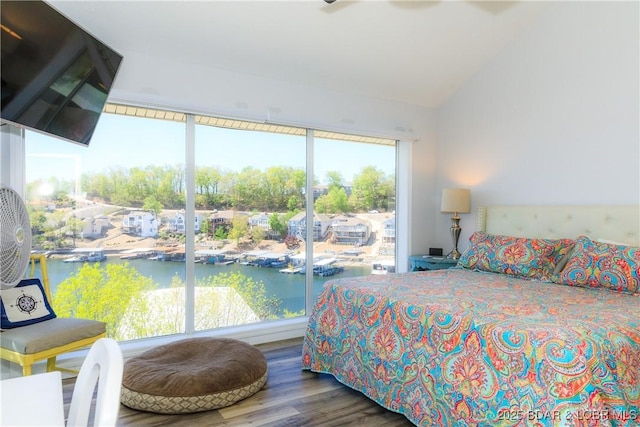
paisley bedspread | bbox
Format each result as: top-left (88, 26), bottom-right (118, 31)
top-left (302, 268), bottom-right (640, 426)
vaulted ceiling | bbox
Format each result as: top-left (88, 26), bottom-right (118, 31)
top-left (50, 0), bottom-right (550, 108)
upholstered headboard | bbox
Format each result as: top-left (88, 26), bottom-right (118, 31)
top-left (477, 205), bottom-right (640, 246)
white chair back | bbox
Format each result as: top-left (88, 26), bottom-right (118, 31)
top-left (66, 338), bottom-right (123, 427)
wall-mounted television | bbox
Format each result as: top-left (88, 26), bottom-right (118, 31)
top-left (1, 0), bottom-right (122, 147)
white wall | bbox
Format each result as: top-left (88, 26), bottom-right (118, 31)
top-left (0, 125), bottom-right (25, 196)
top-left (410, 123), bottom-right (438, 256)
top-left (434, 1), bottom-right (640, 250)
top-left (109, 52), bottom-right (434, 143)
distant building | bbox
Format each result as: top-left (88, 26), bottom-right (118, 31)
top-left (80, 215), bottom-right (110, 239)
top-left (122, 210), bottom-right (159, 237)
top-left (288, 211), bottom-right (332, 241)
top-left (248, 212), bottom-right (279, 240)
top-left (313, 186), bottom-right (329, 200)
top-left (381, 216), bottom-right (396, 244)
top-left (170, 210), bottom-right (204, 234)
top-left (207, 210), bottom-right (236, 237)
top-left (330, 215), bottom-right (371, 246)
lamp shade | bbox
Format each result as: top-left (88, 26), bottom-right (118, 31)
top-left (441, 188), bottom-right (471, 214)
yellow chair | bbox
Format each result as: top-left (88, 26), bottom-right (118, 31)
top-left (0, 254), bottom-right (106, 376)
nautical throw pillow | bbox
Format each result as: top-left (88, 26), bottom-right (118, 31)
top-left (1, 278), bottom-right (57, 329)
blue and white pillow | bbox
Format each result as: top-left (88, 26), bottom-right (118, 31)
top-left (1, 278), bottom-right (57, 329)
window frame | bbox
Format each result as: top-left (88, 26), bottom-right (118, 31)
top-left (11, 101), bottom-right (410, 350)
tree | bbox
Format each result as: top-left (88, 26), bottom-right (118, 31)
top-left (43, 210), bottom-right (67, 248)
top-left (65, 216), bottom-right (86, 247)
top-left (350, 166), bottom-right (389, 212)
top-left (228, 215), bottom-right (249, 247)
top-left (53, 263), bottom-right (156, 340)
top-left (315, 195), bottom-right (329, 214)
top-left (28, 207), bottom-right (47, 235)
top-left (142, 195), bottom-right (163, 215)
top-left (235, 167), bottom-right (264, 210)
top-left (263, 166), bottom-right (289, 210)
top-left (287, 169), bottom-right (307, 211)
top-left (326, 170), bottom-right (344, 190)
top-left (269, 213), bottom-right (288, 239)
top-left (214, 226), bottom-right (228, 240)
top-left (250, 226), bottom-right (265, 246)
top-left (156, 165), bottom-right (185, 208)
top-left (195, 166), bottom-right (223, 208)
top-left (199, 216), bottom-right (210, 235)
top-left (315, 187), bottom-right (349, 214)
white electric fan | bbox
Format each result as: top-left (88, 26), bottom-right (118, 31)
top-left (0, 186), bottom-right (32, 289)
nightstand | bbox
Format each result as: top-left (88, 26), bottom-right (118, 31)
top-left (409, 255), bottom-right (459, 271)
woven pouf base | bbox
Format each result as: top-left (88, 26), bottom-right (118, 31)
top-left (120, 337), bottom-right (267, 414)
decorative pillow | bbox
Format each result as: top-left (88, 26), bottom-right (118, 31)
top-left (556, 235), bottom-right (640, 294)
top-left (1, 278), bottom-right (57, 329)
top-left (458, 232), bottom-right (574, 281)
top-left (552, 243), bottom-right (576, 276)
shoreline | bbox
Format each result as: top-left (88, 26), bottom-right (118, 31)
top-left (44, 234), bottom-right (395, 267)
top-left (46, 251), bottom-right (392, 268)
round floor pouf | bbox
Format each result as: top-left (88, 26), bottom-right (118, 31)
top-left (120, 337), bottom-right (268, 414)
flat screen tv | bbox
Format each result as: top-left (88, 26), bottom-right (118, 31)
top-left (1, 0), bottom-right (122, 146)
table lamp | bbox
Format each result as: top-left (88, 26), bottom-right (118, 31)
top-left (440, 188), bottom-right (471, 259)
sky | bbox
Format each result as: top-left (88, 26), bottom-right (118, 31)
top-left (25, 113), bottom-right (395, 188)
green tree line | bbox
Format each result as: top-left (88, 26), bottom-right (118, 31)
top-left (79, 164), bottom-right (394, 213)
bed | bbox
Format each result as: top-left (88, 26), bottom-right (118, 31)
top-left (302, 205), bottom-right (640, 426)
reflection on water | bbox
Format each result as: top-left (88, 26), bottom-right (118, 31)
top-left (43, 257), bottom-right (371, 315)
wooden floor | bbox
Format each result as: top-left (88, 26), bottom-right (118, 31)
top-left (62, 337), bottom-right (414, 426)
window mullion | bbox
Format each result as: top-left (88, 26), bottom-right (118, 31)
top-left (305, 129), bottom-right (314, 315)
top-left (185, 114), bottom-right (196, 334)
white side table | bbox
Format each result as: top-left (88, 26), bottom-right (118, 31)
top-left (1, 371), bottom-right (65, 426)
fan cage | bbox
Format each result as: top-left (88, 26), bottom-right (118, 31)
top-left (1, 187), bottom-right (33, 289)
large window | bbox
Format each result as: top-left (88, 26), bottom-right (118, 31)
top-left (193, 123), bottom-right (308, 330)
top-left (26, 113), bottom-right (186, 340)
top-left (312, 136), bottom-right (396, 298)
top-left (24, 104), bottom-right (396, 341)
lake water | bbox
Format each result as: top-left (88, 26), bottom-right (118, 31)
top-left (43, 257), bottom-right (371, 315)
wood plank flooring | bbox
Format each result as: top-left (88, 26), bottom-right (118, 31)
top-left (62, 337), bottom-right (414, 426)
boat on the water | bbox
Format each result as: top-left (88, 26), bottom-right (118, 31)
top-left (63, 248), bottom-right (107, 263)
top-left (371, 259), bottom-right (395, 274)
top-left (316, 265), bottom-right (345, 277)
top-left (120, 248), bottom-right (155, 260)
top-left (279, 264), bottom-right (304, 274)
top-left (312, 258), bottom-right (345, 277)
top-left (240, 251), bottom-right (289, 268)
top-left (195, 249), bottom-right (236, 265)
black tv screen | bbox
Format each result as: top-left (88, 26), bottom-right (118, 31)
top-left (1, 0), bottom-right (122, 146)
